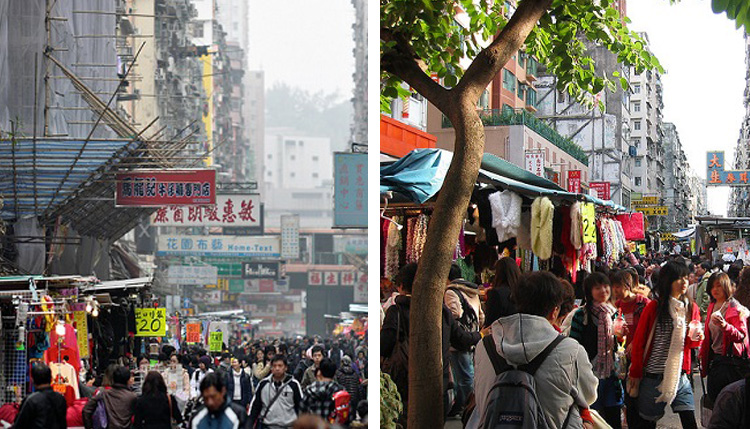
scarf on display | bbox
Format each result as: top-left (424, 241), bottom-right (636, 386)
top-left (570, 202), bottom-right (583, 250)
top-left (405, 214), bottom-right (429, 264)
top-left (592, 303), bottom-right (616, 378)
top-left (385, 216), bottom-right (402, 280)
top-left (531, 197), bottom-right (554, 260)
top-left (656, 297), bottom-right (687, 405)
top-left (488, 190), bottom-right (522, 243)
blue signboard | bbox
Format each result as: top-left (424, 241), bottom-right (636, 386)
top-left (334, 153), bottom-right (367, 228)
top-left (707, 151), bottom-right (750, 186)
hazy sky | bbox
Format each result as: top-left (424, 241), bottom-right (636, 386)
top-left (628, 0), bottom-right (746, 216)
top-left (247, 0), bottom-right (355, 101)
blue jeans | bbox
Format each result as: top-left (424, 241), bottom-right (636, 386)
top-left (450, 350), bottom-right (474, 411)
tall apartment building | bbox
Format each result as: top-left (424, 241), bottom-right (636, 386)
top-left (661, 123), bottom-right (693, 230)
top-left (351, 0), bottom-right (368, 148)
top-left (730, 33), bottom-right (750, 216)
top-left (247, 71), bottom-right (265, 184)
top-left (263, 128), bottom-right (334, 228)
top-left (629, 33), bottom-right (665, 197)
top-left (535, 44), bottom-right (631, 204)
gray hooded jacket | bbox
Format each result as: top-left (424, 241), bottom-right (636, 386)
top-left (470, 314), bottom-right (598, 429)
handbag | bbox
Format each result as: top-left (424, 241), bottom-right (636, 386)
top-left (699, 360), bottom-right (712, 428)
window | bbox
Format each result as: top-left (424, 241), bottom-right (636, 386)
top-left (503, 69), bottom-right (516, 92)
top-left (526, 88), bottom-right (537, 107)
top-left (557, 90), bottom-right (566, 103)
top-left (635, 158), bottom-right (642, 167)
top-left (632, 138), bottom-right (640, 148)
top-left (478, 89), bottom-right (490, 109)
top-left (517, 83), bottom-right (525, 101)
top-left (632, 101), bottom-right (641, 113)
top-left (633, 120), bottom-right (641, 131)
top-left (526, 57), bottom-right (538, 76)
top-left (518, 51), bottom-right (526, 68)
top-left (635, 177), bottom-right (642, 186)
top-left (193, 24), bottom-right (204, 38)
top-left (633, 83), bottom-right (641, 94)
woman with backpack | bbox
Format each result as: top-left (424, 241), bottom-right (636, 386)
top-left (699, 271), bottom-right (750, 403)
top-left (569, 272), bottom-right (624, 429)
top-left (628, 260), bottom-right (703, 429)
top-left (133, 371), bottom-right (183, 429)
top-left (483, 257), bottom-right (521, 327)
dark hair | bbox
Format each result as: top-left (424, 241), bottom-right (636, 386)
top-left (31, 362), bottom-right (52, 385)
top-left (264, 345), bottom-right (276, 357)
top-left (513, 271), bottom-right (564, 317)
top-left (113, 365), bottom-right (132, 385)
top-left (707, 272), bottom-right (734, 303)
top-left (492, 257), bottom-right (521, 294)
top-left (627, 268), bottom-right (639, 290)
top-left (311, 345), bottom-right (324, 356)
top-left (448, 263), bottom-right (463, 281)
top-left (558, 280), bottom-right (576, 321)
top-left (583, 272), bottom-right (611, 316)
top-left (318, 358), bottom-right (337, 378)
top-left (729, 260), bottom-right (744, 285)
top-left (700, 261), bottom-right (712, 271)
top-left (634, 265), bottom-right (645, 277)
top-left (142, 371), bottom-right (167, 396)
top-left (199, 372), bottom-right (225, 393)
top-left (270, 354), bottom-right (287, 366)
top-left (736, 267), bottom-right (750, 308)
top-left (610, 270), bottom-right (633, 290)
top-left (655, 260), bottom-right (691, 322)
top-left (395, 263), bottom-right (418, 293)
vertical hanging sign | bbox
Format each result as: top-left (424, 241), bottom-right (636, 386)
top-left (73, 311), bottom-right (89, 359)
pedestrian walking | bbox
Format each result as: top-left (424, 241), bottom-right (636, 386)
top-left (133, 371), bottom-right (183, 429)
top-left (189, 355), bottom-right (214, 399)
top-left (12, 362), bottom-right (67, 429)
top-left (225, 357), bottom-right (252, 410)
top-left (300, 358), bottom-right (346, 421)
top-left (483, 257), bottom-right (521, 327)
top-left (188, 372), bottom-right (247, 429)
top-left (301, 345), bottom-right (325, 389)
top-left (83, 366), bottom-right (137, 429)
top-left (628, 260), bottom-right (703, 428)
top-left (249, 355), bottom-right (303, 429)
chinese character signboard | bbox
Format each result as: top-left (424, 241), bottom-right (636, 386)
top-left (156, 235), bottom-right (280, 258)
top-left (116, 170), bottom-right (216, 206)
top-left (281, 215), bottom-right (300, 260)
top-left (186, 323), bottom-right (201, 343)
top-left (167, 265), bottom-right (218, 285)
top-left (151, 194), bottom-right (261, 229)
top-left (707, 151), bottom-right (750, 186)
top-left (589, 182), bottom-right (611, 200)
top-left (135, 308), bottom-right (167, 337)
top-left (635, 206), bottom-right (669, 216)
top-left (308, 271), bottom-right (323, 286)
top-left (333, 235), bottom-right (368, 254)
top-left (209, 332), bottom-right (223, 352)
top-left (525, 150), bottom-right (545, 177)
top-left (308, 271), bottom-right (360, 286)
top-left (354, 273), bottom-right (367, 303)
top-left (73, 311), bottom-right (89, 358)
top-left (567, 170), bottom-right (581, 193)
top-left (241, 261), bottom-right (285, 280)
top-left (334, 153), bottom-right (367, 228)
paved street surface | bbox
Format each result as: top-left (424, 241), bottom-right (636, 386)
top-left (444, 374), bottom-right (705, 428)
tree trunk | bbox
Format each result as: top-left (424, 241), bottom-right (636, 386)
top-left (407, 102), bottom-right (485, 428)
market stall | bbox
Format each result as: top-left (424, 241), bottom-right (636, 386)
top-left (380, 149), bottom-right (645, 286)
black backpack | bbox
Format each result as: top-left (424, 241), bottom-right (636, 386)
top-left (479, 334), bottom-right (573, 429)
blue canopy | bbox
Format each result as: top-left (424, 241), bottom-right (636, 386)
top-left (380, 148), bottom-right (453, 204)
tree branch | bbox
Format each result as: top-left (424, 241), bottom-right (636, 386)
top-left (455, 0), bottom-right (553, 102)
top-left (381, 28), bottom-right (452, 113)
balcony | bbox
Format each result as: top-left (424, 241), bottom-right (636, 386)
top-left (442, 108), bottom-right (588, 165)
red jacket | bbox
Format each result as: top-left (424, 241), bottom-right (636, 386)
top-left (629, 300), bottom-right (702, 379)
top-left (699, 299), bottom-right (749, 376)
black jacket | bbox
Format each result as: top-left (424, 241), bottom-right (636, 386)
top-left (225, 369), bottom-right (252, 407)
top-left (12, 386), bottom-right (67, 429)
top-left (484, 285), bottom-right (517, 328)
top-left (381, 295), bottom-right (481, 385)
top-left (293, 358), bottom-right (311, 382)
top-left (334, 364), bottom-right (362, 406)
top-left (133, 393), bottom-right (183, 429)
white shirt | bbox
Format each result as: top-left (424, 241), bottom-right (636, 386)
top-left (233, 370), bottom-right (242, 400)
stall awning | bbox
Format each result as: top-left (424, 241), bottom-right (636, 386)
top-left (382, 148), bottom-right (627, 211)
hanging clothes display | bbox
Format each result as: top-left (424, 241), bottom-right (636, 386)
top-left (45, 323), bottom-right (81, 373)
top-left (475, 187), bottom-right (500, 246)
top-left (531, 197), bottom-right (554, 260)
top-left (570, 202), bottom-right (583, 250)
top-left (488, 190), bottom-right (522, 243)
top-left (50, 361), bottom-right (80, 399)
top-left (406, 214), bottom-right (429, 263)
top-left (516, 210), bottom-right (532, 251)
top-left (615, 212), bottom-right (645, 241)
top-left (384, 216), bottom-right (402, 280)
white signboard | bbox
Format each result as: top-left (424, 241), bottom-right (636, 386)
top-left (308, 271), bottom-right (360, 286)
top-left (244, 279), bottom-right (290, 293)
top-left (281, 215), bottom-right (300, 260)
top-left (151, 195), bottom-right (261, 228)
top-left (525, 150), bottom-right (545, 177)
top-left (157, 235), bottom-right (280, 258)
top-left (353, 273), bottom-right (367, 303)
top-left (166, 265), bottom-right (218, 285)
top-left (333, 235), bottom-right (368, 254)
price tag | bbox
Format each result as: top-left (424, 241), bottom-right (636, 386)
top-left (135, 308), bottom-right (167, 337)
top-left (186, 323), bottom-right (201, 343)
top-left (209, 332), bottom-right (224, 352)
top-left (582, 203), bottom-right (597, 244)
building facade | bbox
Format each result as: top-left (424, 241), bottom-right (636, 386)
top-left (730, 33), bottom-right (750, 216)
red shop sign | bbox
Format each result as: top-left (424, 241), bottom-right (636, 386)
top-left (567, 170), bottom-right (581, 193)
top-left (589, 181), bottom-right (611, 200)
top-left (115, 170), bottom-right (216, 206)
